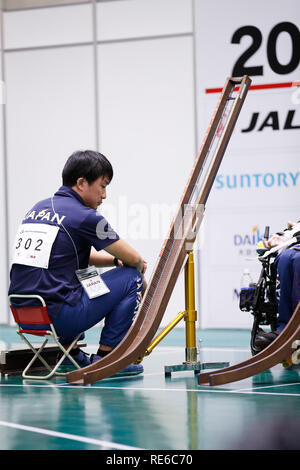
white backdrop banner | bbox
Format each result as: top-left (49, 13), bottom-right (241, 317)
top-left (195, 0), bottom-right (300, 328)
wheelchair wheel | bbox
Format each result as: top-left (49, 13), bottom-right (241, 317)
top-left (250, 316), bottom-right (265, 356)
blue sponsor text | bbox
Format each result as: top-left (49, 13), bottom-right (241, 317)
top-left (215, 172), bottom-right (300, 190)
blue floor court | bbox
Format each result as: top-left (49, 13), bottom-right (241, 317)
top-left (1, 326), bottom-right (300, 451)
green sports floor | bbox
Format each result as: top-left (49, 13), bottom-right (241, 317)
top-left (1, 325), bottom-right (300, 451)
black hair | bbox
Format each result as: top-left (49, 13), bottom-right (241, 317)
top-left (62, 150), bottom-right (113, 187)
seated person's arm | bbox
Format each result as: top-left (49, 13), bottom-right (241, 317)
top-left (105, 239), bottom-right (145, 273)
top-left (263, 234), bottom-right (286, 249)
top-left (89, 247), bottom-right (116, 267)
top-left (90, 239), bottom-right (145, 274)
top-left (263, 220), bottom-right (300, 249)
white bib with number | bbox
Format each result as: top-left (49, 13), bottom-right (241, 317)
top-left (76, 266), bottom-right (110, 299)
top-left (11, 223), bottom-right (60, 269)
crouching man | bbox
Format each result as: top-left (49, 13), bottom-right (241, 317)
top-left (8, 150), bottom-right (147, 375)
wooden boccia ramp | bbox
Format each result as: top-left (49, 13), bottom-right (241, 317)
top-left (198, 303), bottom-right (300, 386)
top-left (66, 75), bottom-right (252, 386)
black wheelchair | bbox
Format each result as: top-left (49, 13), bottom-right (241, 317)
top-left (239, 227), bottom-right (278, 356)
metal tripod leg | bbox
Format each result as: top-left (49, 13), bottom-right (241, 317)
top-left (136, 251), bottom-right (229, 375)
top-left (164, 251), bottom-right (229, 377)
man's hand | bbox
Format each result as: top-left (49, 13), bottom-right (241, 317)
top-left (141, 274), bottom-right (148, 296)
top-left (141, 259), bottom-right (147, 275)
top-left (263, 220), bottom-right (298, 249)
top-left (287, 220), bottom-right (296, 229)
top-left (262, 235), bottom-right (287, 249)
top-left (105, 239), bottom-right (145, 273)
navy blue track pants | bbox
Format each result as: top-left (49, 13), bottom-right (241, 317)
top-left (274, 247), bottom-right (300, 333)
top-left (52, 266), bottom-right (143, 347)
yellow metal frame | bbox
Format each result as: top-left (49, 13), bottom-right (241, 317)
top-left (136, 251), bottom-right (198, 364)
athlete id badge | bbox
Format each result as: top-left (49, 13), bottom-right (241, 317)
top-left (76, 266), bottom-right (110, 299)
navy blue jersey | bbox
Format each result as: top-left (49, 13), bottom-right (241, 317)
top-left (8, 186), bottom-right (119, 318)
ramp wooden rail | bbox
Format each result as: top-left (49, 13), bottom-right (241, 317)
top-left (67, 75), bottom-right (251, 385)
top-left (198, 303), bottom-right (300, 386)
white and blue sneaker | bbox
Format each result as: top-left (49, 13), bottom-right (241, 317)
top-left (56, 349), bottom-right (91, 372)
top-left (90, 354), bottom-right (144, 376)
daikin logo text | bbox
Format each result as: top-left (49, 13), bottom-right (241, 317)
top-left (234, 226), bottom-right (262, 246)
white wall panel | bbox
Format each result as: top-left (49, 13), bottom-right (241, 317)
top-left (97, 36), bottom-right (195, 327)
top-left (4, 4), bottom-right (92, 50)
top-left (97, 0), bottom-right (192, 41)
top-left (0, 8), bottom-right (9, 324)
top-left (4, 0), bottom-right (89, 9)
top-left (5, 46), bottom-right (96, 273)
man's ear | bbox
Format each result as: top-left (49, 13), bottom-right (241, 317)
top-left (75, 177), bottom-right (86, 191)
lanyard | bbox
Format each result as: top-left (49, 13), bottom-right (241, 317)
top-left (51, 196), bottom-right (80, 270)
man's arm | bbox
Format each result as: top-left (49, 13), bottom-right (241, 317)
top-left (263, 220), bottom-right (300, 249)
top-left (105, 239), bottom-right (145, 273)
top-left (89, 247), bottom-right (117, 267)
top-left (91, 239), bottom-right (146, 274)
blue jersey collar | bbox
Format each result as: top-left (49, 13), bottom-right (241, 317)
top-left (55, 185), bottom-right (85, 205)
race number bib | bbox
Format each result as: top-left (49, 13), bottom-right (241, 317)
top-left (12, 223), bottom-right (60, 269)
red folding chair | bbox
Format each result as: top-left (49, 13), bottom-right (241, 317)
top-left (8, 294), bottom-right (82, 379)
